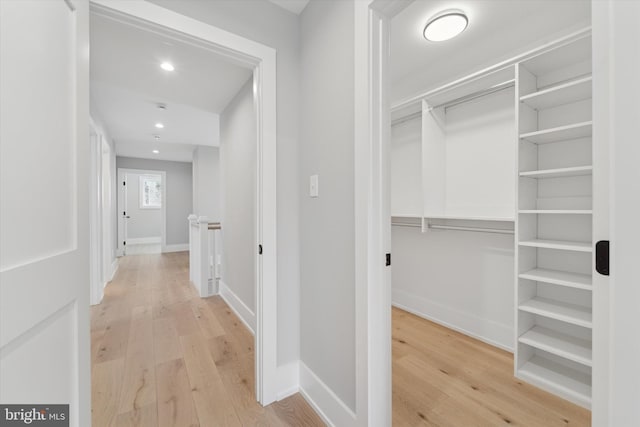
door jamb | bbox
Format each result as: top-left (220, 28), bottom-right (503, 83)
top-left (91, 0), bottom-right (279, 405)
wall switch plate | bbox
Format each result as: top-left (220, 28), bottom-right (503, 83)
top-left (309, 174), bottom-right (319, 198)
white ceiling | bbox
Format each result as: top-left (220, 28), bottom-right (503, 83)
top-left (90, 13), bottom-right (252, 162)
top-left (390, 0), bottom-right (591, 103)
top-left (267, 0), bottom-right (310, 15)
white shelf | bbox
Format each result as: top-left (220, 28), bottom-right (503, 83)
top-left (424, 214), bottom-right (514, 222)
top-left (518, 355), bottom-right (591, 409)
top-left (519, 268), bottom-right (592, 290)
top-left (519, 297), bottom-right (592, 328)
top-left (519, 326), bottom-right (592, 367)
top-left (520, 76), bottom-right (592, 110)
top-left (519, 210), bottom-right (592, 215)
top-left (519, 239), bottom-right (592, 252)
top-left (519, 166), bottom-right (592, 179)
top-left (520, 121), bottom-right (592, 144)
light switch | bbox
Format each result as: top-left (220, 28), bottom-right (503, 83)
top-left (309, 174), bottom-right (319, 198)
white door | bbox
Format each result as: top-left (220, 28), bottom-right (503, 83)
top-left (0, 1), bottom-right (90, 426)
top-left (117, 169), bottom-right (129, 256)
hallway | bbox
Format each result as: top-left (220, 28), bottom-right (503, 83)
top-left (90, 252), bottom-right (323, 426)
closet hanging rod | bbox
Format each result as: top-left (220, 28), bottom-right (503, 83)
top-left (428, 224), bottom-right (514, 235)
top-left (429, 79), bottom-right (515, 111)
top-left (391, 222), bottom-right (422, 228)
top-left (391, 79), bottom-right (516, 126)
top-left (391, 111), bottom-right (421, 127)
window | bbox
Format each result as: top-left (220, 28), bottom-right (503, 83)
top-left (139, 174), bottom-right (162, 209)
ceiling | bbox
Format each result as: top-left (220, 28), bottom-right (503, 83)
top-left (90, 13), bottom-right (252, 162)
top-left (390, 0), bottom-right (591, 103)
top-left (267, 0), bottom-right (310, 15)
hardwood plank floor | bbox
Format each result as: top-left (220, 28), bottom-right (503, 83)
top-left (91, 252), bottom-right (324, 427)
top-left (92, 252), bottom-right (590, 426)
top-left (392, 307), bottom-right (591, 426)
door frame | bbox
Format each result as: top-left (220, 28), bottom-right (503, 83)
top-left (363, 0), bottom-right (625, 424)
top-left (90, 0), bottom-right (279, 405)
top-left (116, 168), bottom-right (167, 255)
top-left (89, 125), bottom-right (103, 305)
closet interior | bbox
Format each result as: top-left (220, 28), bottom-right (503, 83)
top-left (390, 0), bottom-right (593, 411)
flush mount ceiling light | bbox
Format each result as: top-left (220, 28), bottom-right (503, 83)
top-left (155, 123), bottom-right (164, 129)
top-left (152, 150), bottom-right (160, 154)
top-left (160, 62), bottom-right (175, 72)
top-left (423, 10), bottom-right (468, 42)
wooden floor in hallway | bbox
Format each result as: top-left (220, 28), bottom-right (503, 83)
top-left (90, 252), bottom-right (324, 427)
top-left (392, 307), bottom-right (591, 426)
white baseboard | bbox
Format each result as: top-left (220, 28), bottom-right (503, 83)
top-left (299, 362), bottom-right (357, 427)
top-left (127, 236), bottom-right (161, 245)
top-left (163, 243), bottom-right (189, 253)
top-left (392, 288), bottom-right (513, 352)
top-left (219, 281), bottom-right (256, 335)
top-left (277, 361), bottom-right (300, 401)
top-left (109, 258), bottom-right (119, 282)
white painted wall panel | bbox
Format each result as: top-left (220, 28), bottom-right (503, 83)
top-left (392, 225), bottom-right (515, 350)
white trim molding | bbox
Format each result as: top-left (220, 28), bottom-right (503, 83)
top-left (299, 362), bottom-right (357, 427)
top-left (219, 280), bottom-right (256, 335)
top-left (126, 236), bottom-right (161, 245)
top-left (276, 361), bottom-right (300, 401)
top-left (163, 243), bottom-right (189, 253)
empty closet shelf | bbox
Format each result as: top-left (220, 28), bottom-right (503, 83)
top-left (520, 76), bottom-right (592, 110)
top-left (519, 239), bottom-right (592, 252)
top-left (519, 268), bottom-right (592, 290)
top-left (519, 166), bottom-right (592, 179)
top-left (518, 355), bottom-right (591, 407)
top-left (519, 326), bottom-right (592, 367)
top-left (519, 210), bottom-right (592, 214)
top-left (519, 297), bottom-right (592, 328)
top-left (520, 121), bottom-right (592, 144)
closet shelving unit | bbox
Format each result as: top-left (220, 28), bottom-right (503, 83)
top-left (515, 34), bottom-right (593, 409)
top-left (390, 28), bottom-right (595, 409)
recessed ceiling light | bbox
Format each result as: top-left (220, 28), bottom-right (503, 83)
top-left (160, 62), bottom-right (175, 72)
top-left (152, 150), bottom-right (160, 154)
top-left (155, 123), bottom-right (164, 129)
top-left (423, 10), bottom-right (468, 42)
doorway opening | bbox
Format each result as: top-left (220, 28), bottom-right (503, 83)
top-left (363, 0), bottom-right (597, 424)
top-left (88, 0), bottom-right (279, 413)
top-left (117, 168), bottom-right (166, 256)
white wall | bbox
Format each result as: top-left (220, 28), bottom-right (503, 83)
top-left (219, 80), bottom-right (256, 314)
top-left (392, 227), bottom-right (514, 350)
top-left (124, 171), bottom-right (162, 241)
top-left (192, 145), bottom-right (220, 220)
top-left (300, 0), bottom-right (356, 411)
top-left (116, 157), bottom-right (192, 246)
top-left (148, 0), bottom-right (301, 368)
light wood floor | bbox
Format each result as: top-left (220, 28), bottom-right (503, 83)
top-left (392, 307), bottom-right (591, 426)
top-left (92, 252), bottom-right (591, 426)
top-left (91, 252), bottom-right (324, 427)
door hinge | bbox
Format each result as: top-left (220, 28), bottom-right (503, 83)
top-left (123, 181), bottom-right (126, 186)
top-left (596, 240), bottom-right (609, 276)
top-left (123, 211), bottom-right (126, 216)
top-left (258, 244), bottom-right (263, 255)
top-left (123, 241), bottom-right (126, 246)
top-left (386, 253), bottom-right (391, 266)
